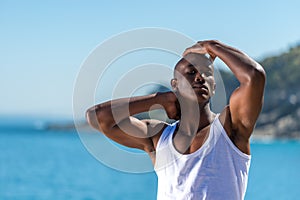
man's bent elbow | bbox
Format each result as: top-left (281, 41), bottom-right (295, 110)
top-left (86, 106), bottom-right (101, 130)
top-left (249, 63), bottom-right (266, 85)
top-left (86, 105), bottom-right (114, 132)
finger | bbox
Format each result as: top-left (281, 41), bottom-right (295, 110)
top-left (182, 46), bottom-right (204, 57)
top-left (182, 48), bottom-right (193, 57)
top-left (182, 43), bottom-right (198, 56)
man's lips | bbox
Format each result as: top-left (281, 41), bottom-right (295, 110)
top-left (192, 84), bottom-right (208, 90)
top-left (192, 84), bottom-right (209, 95)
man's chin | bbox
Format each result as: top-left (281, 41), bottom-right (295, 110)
top-left (196, 96), bottom-right (210, 104)
top-left (178, 93), bottom-right (209, 103)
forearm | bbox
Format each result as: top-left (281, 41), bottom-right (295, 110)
top-left (86, 92), bottom-right (169, 130)
top-left (206, 41), bottom-right (265, 83)
top-left (99, 93), bottom-right (161, 122)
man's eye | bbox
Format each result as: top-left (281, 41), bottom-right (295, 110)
top-left (187, 70), bottom-right (196, 74)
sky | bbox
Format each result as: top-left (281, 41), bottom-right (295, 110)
top-left (1, 0), bottom-right (300, 118)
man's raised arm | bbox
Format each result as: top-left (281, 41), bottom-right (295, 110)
top-left (184, 40), bottom-right (266, 153)
top-left (86, 92), bottom-right (179, 153)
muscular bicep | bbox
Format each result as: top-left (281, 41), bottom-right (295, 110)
top-left (101, 117), bottom-right (165, 153)
top-left (229, 74), bottom-right (265, 138)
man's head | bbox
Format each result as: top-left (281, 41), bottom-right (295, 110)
top-left (171, 53), bottom-right (216, 103)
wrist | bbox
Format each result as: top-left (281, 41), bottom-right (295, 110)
top-left (204, 40), bottom-right (221, 59)
top-left (154, 91), bottom-right (176, 108)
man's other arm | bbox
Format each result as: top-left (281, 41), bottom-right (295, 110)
top-left (86, 92), bottom-right (179, 154)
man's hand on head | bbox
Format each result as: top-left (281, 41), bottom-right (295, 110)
top-left (183, 41), bottom-right (217, 62)
top-left (156, 92), bottom-right (181, 121)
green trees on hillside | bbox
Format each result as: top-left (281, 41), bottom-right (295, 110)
top-left (262, 45), bottom-right (300, 90)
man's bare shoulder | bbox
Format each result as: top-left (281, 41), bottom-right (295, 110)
top-left (219, 105), bottom-right (252, 155)
top-left (141, 119), bottom-right (169, 148)
top-left (218, 105), bottom-right (233, 136)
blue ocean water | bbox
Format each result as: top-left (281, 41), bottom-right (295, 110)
top-left (1, 128), bottom-right (300, 200)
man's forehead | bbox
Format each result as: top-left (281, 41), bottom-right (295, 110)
top-left (175, 53), bottom-right (213, 71)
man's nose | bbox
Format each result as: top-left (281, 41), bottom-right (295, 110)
top-left (195, 72), bottom-right (205, 83)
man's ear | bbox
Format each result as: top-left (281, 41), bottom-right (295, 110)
top-left (212, 83), bottom-right (216, 95)
top-left (171, 78), bottom-right (178, 91)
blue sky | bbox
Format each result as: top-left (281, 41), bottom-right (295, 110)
top-left (1, 0), bottom-right (300, 118)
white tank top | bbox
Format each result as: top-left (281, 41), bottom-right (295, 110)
top-left (154, 114), bottom-right (251, 200)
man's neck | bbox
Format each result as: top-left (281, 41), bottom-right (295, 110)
top-left (178, 100), bottom-right (215, 136)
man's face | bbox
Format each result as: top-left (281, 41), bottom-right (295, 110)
top-left (171, 53), bottom-right (215, 102)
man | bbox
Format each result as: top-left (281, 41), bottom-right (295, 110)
top-left (86, 40), bottom-right (266, 199)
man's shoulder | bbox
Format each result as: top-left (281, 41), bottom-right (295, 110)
top-left (141, 119), bottom-right (169, 149)
top-left (141, 119), bottom-right (168, 128)
top-left (218, 106), bottom-right (233, 135)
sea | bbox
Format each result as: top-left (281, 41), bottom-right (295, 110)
top-left (0, 118), bottom-right (300, 200)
